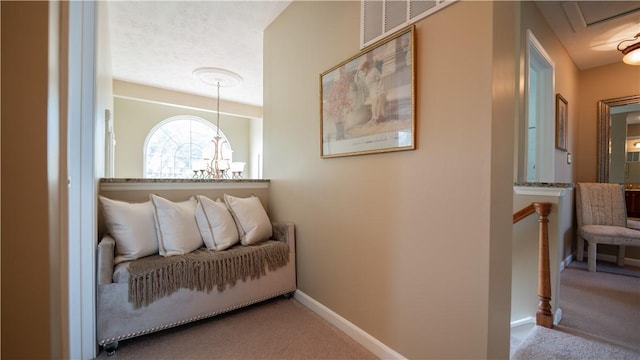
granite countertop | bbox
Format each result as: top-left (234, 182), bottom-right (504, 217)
top-left (100, 178), bottom-right (269, 183)
top-left (514, 182), bottom-right (574, 188)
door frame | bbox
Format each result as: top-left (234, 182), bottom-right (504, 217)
top-left (525, 29), bottom-right (555, 182)
top-left (66, 1), bottom-right (98, 358)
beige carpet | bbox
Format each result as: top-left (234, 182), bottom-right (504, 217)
top-left (512, 262), bottom-right (640, 359)
top-left (97, 261), bottom-right (639, 359)
top-left (95, 297), bottom-right (378, 359)
top-left (511, 325), bottom-right (639, 360)
top-left (560, 263), bottom-right (640, 351)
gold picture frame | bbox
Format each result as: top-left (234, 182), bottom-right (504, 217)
top-left (320, 25), bottom-right (415, 158)
top-left (556, 93), bottom-right (568, 151)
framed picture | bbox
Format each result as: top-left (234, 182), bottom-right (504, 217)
top-left (556, 93), bottom-right (568, 151)
top-left (320, 25), bottom-right (415, 158)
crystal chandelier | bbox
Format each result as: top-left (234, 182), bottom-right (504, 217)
top-left (210, 81), bottom-right (228, 178)
top-left (192, 67), bottom-right (242, 179)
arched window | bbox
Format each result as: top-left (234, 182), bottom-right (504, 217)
top-left (144, 115), bottom-right (232, 178)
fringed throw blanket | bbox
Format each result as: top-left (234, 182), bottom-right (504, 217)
top-left (128, 240), bottom-right (289, 308)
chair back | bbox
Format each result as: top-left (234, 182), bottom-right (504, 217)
top-left (576, 182), bottom-right (627, 228)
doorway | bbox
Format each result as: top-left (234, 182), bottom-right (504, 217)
top-left (525, 29), bottom-right (555, 183)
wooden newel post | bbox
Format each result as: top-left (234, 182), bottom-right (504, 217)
top-left (533, 202), bottom-right (553, 328)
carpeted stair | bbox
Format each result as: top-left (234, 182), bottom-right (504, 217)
top-left (511, 325), bottom-right (640, 360)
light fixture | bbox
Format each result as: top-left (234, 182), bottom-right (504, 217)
top-left (634, 142), bottom-right (640, 149)
top-left (617, 33), bottom-right (640, 65)
top-left (192, 67), bottom-right (243, 179)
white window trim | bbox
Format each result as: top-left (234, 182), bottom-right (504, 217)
top-left (143, 115), bottom-right (232, 179)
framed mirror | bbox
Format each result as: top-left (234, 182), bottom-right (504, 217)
top-left (597, 94), bottom-right (640, 182)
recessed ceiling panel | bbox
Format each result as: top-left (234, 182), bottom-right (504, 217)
top-left (578, 1), bottom-right (640, 27)
top-left (536, 1), bottom-right (640, 70)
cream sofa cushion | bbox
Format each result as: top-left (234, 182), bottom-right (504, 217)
top-left (99, 196), bottom-right (158, 264)
top-left (150, 194), bottom-right (203, 256)
top-left (195, 195), bottom-right (240, 251)
top-left (224, 194), bottom-right (272, 245)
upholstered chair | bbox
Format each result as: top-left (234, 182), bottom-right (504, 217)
top-left (575, 182), bottom-right (640, 272)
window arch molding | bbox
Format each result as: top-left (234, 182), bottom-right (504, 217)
top-left (143, 115), bottom-right (233, 178)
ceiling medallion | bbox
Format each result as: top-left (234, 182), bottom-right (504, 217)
top-left (192, 67), bottom-right (243, 87)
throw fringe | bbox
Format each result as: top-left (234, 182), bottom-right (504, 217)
top-left (128, 240), bottom-right (289, 308)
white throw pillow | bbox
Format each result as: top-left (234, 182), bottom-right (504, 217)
top-left (99, 196), bottom-right (158, 264)
top-left (150, 194), bottom-right (203, 256)
top-left (195, 195), bottom-right (240, 251)
top-left (223, 194), bottom-right (272, 245)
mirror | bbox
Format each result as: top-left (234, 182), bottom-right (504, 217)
top-left (597, 94), bottom-right (640, 183)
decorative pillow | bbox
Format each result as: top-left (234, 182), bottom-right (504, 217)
top-left (195, 195), bottom-right (240, 251)
top-left (98, 196), bottom-right (158, 264)
top-left (150, 194), bottom-right (203, 256)
top-left (223, 194), bottom-right (272, 245)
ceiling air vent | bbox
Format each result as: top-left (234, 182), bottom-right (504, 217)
top-left (361, 0), bottom-right (457, 49)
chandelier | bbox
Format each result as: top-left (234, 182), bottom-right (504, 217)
top-left (192, 67), bottom-right (243, 179)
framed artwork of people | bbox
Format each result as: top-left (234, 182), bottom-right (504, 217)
top-left (320, 25), bottom-right (415, 158)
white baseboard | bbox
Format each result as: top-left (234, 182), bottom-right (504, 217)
top-left (574, 251), bottom-right (640, 267)
top-left (510, 308), bottom-right (562, 328)
top-left (554, 308), bottom-right (563, 325)
top-left (627, 257), bottom-right (640, 267)
top-left (510, 316), bottom-right (534, 328)
top-left (561, 254), bottom-right (573, 271)
top-left (600, 253), bottom-right (640, 267)
top-left (293, 290), bottom-right (406, 360)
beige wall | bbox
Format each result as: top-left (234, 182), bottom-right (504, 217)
top-left (1, 2), bottom-right (54, 358)
top-left (264, 1), bottom-right (515, 358)
top-left (96, 1), bottom-right (112, 178)
top-left (577, 62), bottom-right (640, 183)
top-left (113, 97), bottom-right (252, 178)
top-left (487, 3), bottom-right (520, 356)
top-left (511, 1), bottom-right (580, 325)
top-left (114, 80), bottom-right (262, 119)
top-left (516, 1), bottom-right (579, 184)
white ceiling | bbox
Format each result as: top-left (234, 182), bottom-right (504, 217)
top-left (107, 1), bottom-right (640, 108)
top-left (535, 1), bottom-right (640, 70)
top-left (107, 1), bottom-right (291, 107)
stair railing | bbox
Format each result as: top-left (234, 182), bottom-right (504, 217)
top-left (513, 202), bottom-right (553, 328)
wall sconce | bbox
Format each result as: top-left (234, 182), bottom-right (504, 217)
top-left (617, 33), bottom-right (640, 65)
top-left (633, 142), bottom-right (640, 149)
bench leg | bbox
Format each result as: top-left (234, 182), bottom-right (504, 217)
top-left (617, 245), bottom-right (626, 267)
top-left (587, 241), bottom-right (597, 272)
top-left (104, 341), bottom-right (118, 356)
top-left (577, 235), bottom-right (585, 262)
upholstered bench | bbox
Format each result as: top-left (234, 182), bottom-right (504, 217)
top-left (96, 191), bottom-right (296, 355)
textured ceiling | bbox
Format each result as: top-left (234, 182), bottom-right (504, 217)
top-left (535, 1), bottom-right (640, 123)
top-left (107, 1), bottom-right (291, 107)
top-left (535, 1), bottom-right (640, 70)
top-left (107, 1), bottom-right (640, 108)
